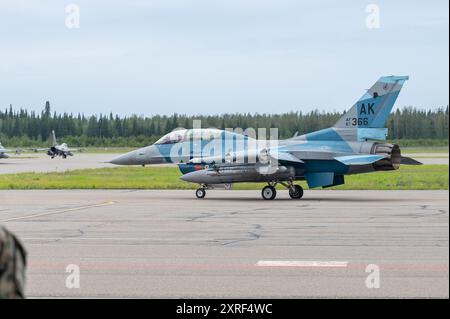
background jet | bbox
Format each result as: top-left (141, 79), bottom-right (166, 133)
top-left (0, 143), bottom-right (21, 159)
top-left (33, 130), bottom-right (75, 159)
top-left (0, 143), bottom-right (12, 159)
top-left (111, 76), bottom-right (422, 200)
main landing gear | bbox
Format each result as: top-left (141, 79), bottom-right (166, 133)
top-left (194, 182), bottom-right (304, 200)
top-left (261, 185), bottom-right (277, 200)
top-left (261, 181), bottom-right (304, 200)
top-left (288, 184), bottom-right (304, 199)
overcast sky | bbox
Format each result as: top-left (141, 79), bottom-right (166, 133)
top-left (0, 0), bottom-right (448, 116)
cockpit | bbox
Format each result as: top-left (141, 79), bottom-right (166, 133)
top-left (154, 129), bottom-right (227, 145)
top-left (154, 130), bottom-right (187, 145)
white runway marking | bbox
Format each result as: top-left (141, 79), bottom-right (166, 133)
top-left (0, 201), bottom-right (116, 222)
top-left (256, 261), bottom-right (349, 268)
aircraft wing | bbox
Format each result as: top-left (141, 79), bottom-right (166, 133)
top-left (334, 154), bottom-right (387, 165)
top-left (71, 148), bottom-right (85, 152)
top-left (30, 148), bottom-right (50, 152)
top-left (0, 147), bottom-right (26, 155)
top-left (291, 150), bottom-right (386, 163)
top-left (191, 151), bottom-right (421, 167)
top-left (189, 149), bottom-right (303, 165)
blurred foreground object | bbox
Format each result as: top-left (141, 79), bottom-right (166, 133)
top-left (0, 225), bottom-right (27, 299)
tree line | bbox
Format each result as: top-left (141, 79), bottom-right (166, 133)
top-left (0, 102), bottom-right (448, 147)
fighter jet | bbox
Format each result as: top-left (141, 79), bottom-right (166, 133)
top-left (34, 130), bottom-right (74, 159)
top-left (111, 76), bottom-right (422, 199)
top-left (0, 142), bottom-right (14, 159)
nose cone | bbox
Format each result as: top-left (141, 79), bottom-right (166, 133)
top-left (110, 145), bottom-right (163, 165)
top-left (110, 150), bottom-right (139, 165)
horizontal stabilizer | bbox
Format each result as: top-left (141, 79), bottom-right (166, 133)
top-left (401, 157), bottom-right (423, 165)
top-left (334, 154), bottom-right (387, 165)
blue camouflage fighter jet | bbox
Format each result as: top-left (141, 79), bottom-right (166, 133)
top-left (111, 76), bottom-right (422, 200)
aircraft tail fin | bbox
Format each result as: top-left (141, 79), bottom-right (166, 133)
top-left (52, 130), bottom-right (57, 146)
top-left (334, 76), bottom-right (408, 129)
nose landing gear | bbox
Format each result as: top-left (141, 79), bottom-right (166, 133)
top-left (195, 188), bottom-right (206, 199)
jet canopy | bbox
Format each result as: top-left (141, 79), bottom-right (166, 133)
top-left (155, 130), bottom-right (188, 145)
top-left (154, 129), bottom-right (227, 145)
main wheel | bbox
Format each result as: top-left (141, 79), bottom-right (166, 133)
top-left (195, 188), bottom-right (206, 199)
top-left (261, 186), bottom-right (277, 200)
top-left (289, 184), bottom-right (304, 199)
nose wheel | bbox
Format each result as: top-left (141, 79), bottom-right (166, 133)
top-left (195, 188), bottom-right (206, 199)
top-left (261, 185), bottom-right (277, 200)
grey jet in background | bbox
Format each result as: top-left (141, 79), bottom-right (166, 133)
top-left (0, 142), bottom-right (17, 159)
top-left (33, 130), bottom-right (75, 159)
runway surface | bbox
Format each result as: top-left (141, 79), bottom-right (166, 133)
top-left (0, 189), bottom-right (448, 298)
top-left (0, 152), bottom-right (448, 175)
top-left (0, 153), bottom-right (117, 174)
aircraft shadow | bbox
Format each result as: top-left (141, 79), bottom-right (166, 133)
top-left (184, 196), bottom-right (409, 203)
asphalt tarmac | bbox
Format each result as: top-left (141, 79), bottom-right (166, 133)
top-left (0, 189), bottom-right (448, 298)
top-left (0, 153), bottom-right (117, 174)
